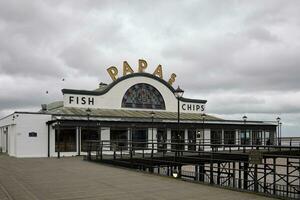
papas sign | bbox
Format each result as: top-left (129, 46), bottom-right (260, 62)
top-left (107, 59), bottom-right (177, 86)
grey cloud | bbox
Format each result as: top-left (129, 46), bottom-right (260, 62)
top-left (243, 27), bottom-right (280, 42)
top-left (0, 0), bottom-right (300, 136)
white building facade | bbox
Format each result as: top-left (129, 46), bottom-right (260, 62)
top-left (0, 72), bottom-right (277, 158)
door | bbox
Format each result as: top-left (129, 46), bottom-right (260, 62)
top-left (157, 129), bottom-right (167, 152)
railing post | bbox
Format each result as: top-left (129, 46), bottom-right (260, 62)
top-left (217, 162), bottom-right (220, 185)
top-left (233, 162), bottom-right (236, 188)
top-left (210, 153), bottom-right (214, 184)
top-left (286, 158), bottom-right (289, 196)
top-left (254, 164), bottom-right (258, 192)
top-left (238, 162), bottom-right (242, 189)
top-left (273, 158), bottom-right (276, 195)
top-left (263, 158), bottom-right (267, 193)
top-left (195, 165), bottom-right (198, 181)
top-left (120, 147), bottom-right (123, 159)
top-left (100, 142), bottom-right (103, 160)
top-left (199, 163), bottom-right (205, 182)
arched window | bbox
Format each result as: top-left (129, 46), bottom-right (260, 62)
top-left (121, 83), bottom-right (165, 110)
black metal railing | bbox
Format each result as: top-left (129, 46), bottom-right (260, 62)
top-left (85, 139), bottom-right (300, 199)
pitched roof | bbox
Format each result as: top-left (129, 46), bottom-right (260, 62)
top-left (46, 106), bottom-right (222, 121)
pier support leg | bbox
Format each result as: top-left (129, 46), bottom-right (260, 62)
top-left (243, 162), bottom-right (249, 190)
top-left (199, 163), bottom-right (205, 182)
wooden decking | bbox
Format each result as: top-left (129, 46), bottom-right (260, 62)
top-left (0, 154), bottom-right (276, 200)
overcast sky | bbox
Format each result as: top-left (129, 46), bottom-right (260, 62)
top-left (1, 0), bottom-right (300, 136)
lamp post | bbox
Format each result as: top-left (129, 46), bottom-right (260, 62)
top-left (174, 86), bottom-right (184, 157)
top-left (86, 108), bottom-right (91, 159)
top-left (276, 117), bottom-right (281, 146)
top-left (242, 115), bottom-right (247, 145)
top-left (150, 111), bottom-right (155, 158)
top-left (279, 122), bottom-right (282, 145)
top-left (57, 121), bottom-right (61, 159)
top-left (243, 115), bottom-right (247, 123)
top-left (201, 113), bottom-right (206, 150)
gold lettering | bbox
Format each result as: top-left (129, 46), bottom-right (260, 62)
top-left (168, 73), bottom-right (177, 85)
top-left (153, 65), bottom-right (163, 79)
top-left (107, 66), bottom-right (118, 81)
top-left (138, 59), bottom-right (148, 72)
top-left (123, 61), bottom-right (134, 76)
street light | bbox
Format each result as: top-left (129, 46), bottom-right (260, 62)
top-left (57, 121), bottom-right (61, 159)
top-left (174, 86), bottom-right (184, 157)
top-left (242, 115), bottom-right (247, 123)
top-left (86, 108), bottom-right (91, 159)
top-left (276, 117), bottom-right (281, 146)
top-left (242, 115), bottom-right (247, 145)
top-left (201, 113), bottom-right (206, 150)
top-left (279, 122), bottom-right (282, 146)
top-left (150, 111), bottom-right (155, 158)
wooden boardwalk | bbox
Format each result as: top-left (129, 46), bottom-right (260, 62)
top-left (0, 154), bottom-right (276, 200)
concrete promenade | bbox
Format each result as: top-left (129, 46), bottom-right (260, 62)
top-left (0, 154), bottom-right (275, 200)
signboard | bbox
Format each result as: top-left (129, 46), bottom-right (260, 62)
top-left (29, 132), bottom-right (37, 137)
top-left (181, 102), bottom-right (205, 114)
top-left (107, 59), bottom-right (177, 86)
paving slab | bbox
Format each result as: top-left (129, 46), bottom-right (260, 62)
top-left (0, 155), bottom-right (276, 200)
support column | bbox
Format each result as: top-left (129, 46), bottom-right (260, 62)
top-left (264, 158), bottom-right (267, 193)
top-left (254, 164), bottom-right (258, 192)
top-left (167, 129), bottom-right (171, 151)
top-left (76, 126), bottom-right (80, 156)
top-left (273, 158), bottom-right (276, 195)
top-left (217, 162), bottom-right (221, 185)
top-left (199, 163), bottom-right (205, 182)
top-left (128, 128), bottom-right (132, 151)
top-left (195, 165), bottom-right (199, 181)
top-left (204, 129), bottom-right (210, 151)
top-left (221, 129), bottom-right (224, 145)
top-left (233, 162), bottom-right (236, 188)
top-left (235, 130), bottom-right (239, 145)
top-left (210, 153), bottom-right (214, 184)
top-left (57, 122), bottom-right (61, 158)
top-left (286, 158), bottom-right (289, 196)
top-left (184, 129), bottom-right (188, 151)
top-left (238, 162), bottom-right (242, 189)
top-left (243, 162), bottom-right (249, 190)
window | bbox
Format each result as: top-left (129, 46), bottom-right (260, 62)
top-left (224, 130), bottom-right (235, 144)
top-left (240, 130), bottom-right (250, 145)
top-left (188, 130), bottom-right (196, 151)
top-left (55, 129), bottom-right (76, 152)
top-left (252, 130), bottom-right (262, 145)
top-left (81, 128), bottom-right (99, 152)
top-left (110, 129), bottom-right (128, 151)
top-left (171, 130), bottom-right (185, 150)
top-left (265, 131), bottom-right (274, 145)
top-left (211, 130), bottom-right (222, 144)
top-left (122, 83), bottom-right (165, 110)
top-left (132, 129), bottom-right (147, 150)
top-left (157, 129), bottom-right (167, 152)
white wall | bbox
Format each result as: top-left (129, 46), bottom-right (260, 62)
top-left (167, 128), bottom-right (171, 150)
top-left (204, 129), bottom-right (210, 151)
top-left (15, 114), bottom-right (51, 157)
top-left (101, 127), bottom-right (110, 151)
top-left (147, 128), bottom-right (157, 151)
top-left (0, 113), bottom-right (52, 157)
